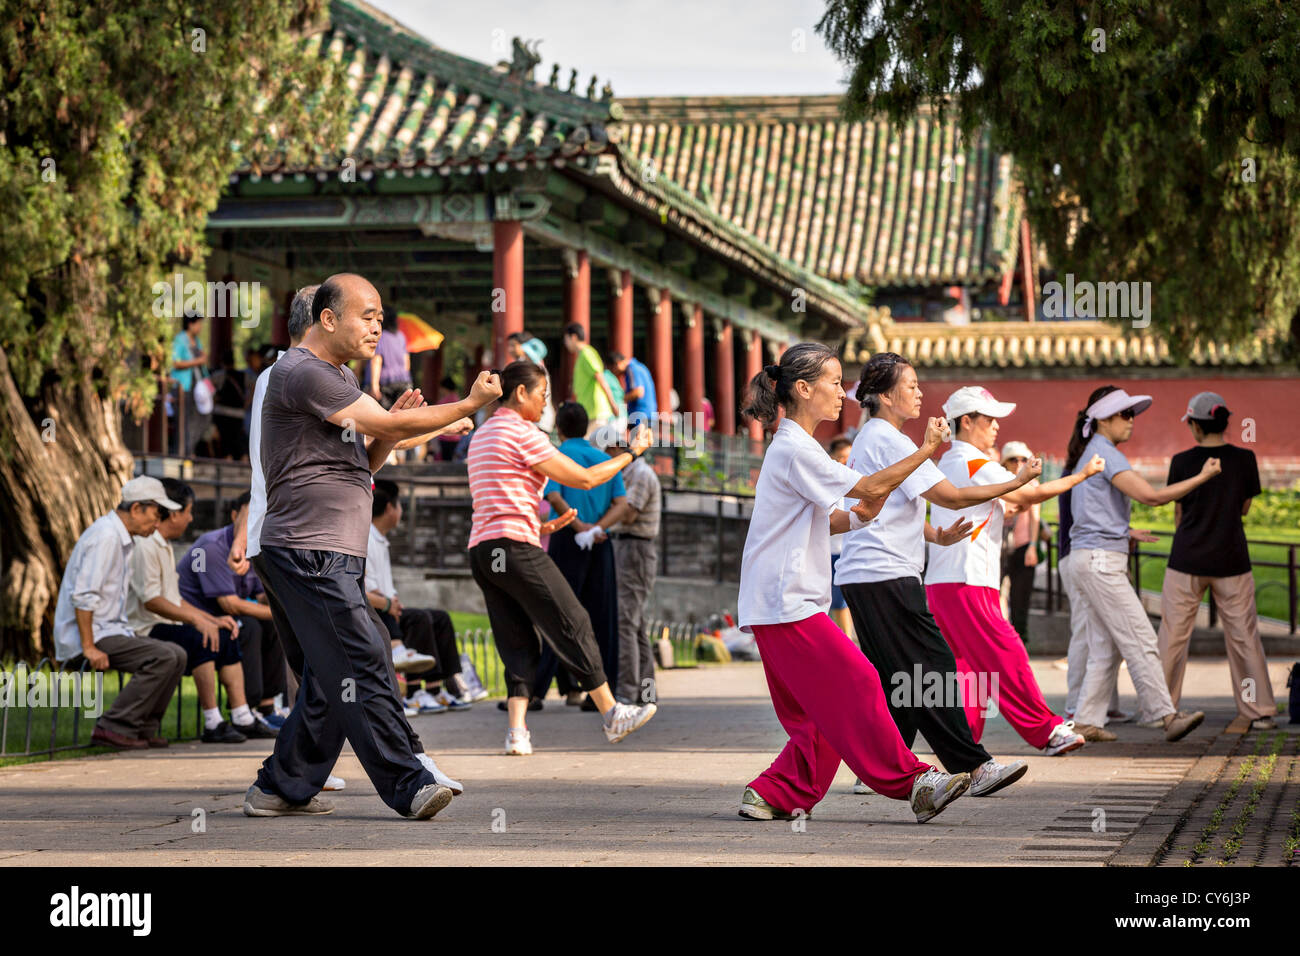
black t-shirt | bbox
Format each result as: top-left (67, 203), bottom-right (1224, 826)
top-left (1166, 444), bottom-right (1260, 577)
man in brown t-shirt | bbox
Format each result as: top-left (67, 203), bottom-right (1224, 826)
top-left (243, 272), bottom-right (501, 821)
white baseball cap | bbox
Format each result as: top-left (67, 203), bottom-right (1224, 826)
top-left (1000, 441), bottom-right (1033, 462)
top-left (942, 386), bottom-right (1017, 424)
top-left (120, 475), bottom-right (182, 511)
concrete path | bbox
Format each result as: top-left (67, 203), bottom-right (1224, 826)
top-left (0, 658), bottom-right (1293, 866)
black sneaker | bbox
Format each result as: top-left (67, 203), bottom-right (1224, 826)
top-left (233, 717), bottom-right (279, 739)
top-left (202, 721), bottom-right (248, 744)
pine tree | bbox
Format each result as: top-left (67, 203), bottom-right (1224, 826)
top-left (0, 2), bottom-right (349, 656)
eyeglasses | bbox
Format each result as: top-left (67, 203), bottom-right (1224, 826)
top-left (1005, 456), bottom-right (1027, 464)
top-left (1118, 409), bottom-right (1136, 420)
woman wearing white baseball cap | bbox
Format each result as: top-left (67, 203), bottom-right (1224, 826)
top-left (923, 386), bottom-right (1108, 756)
top-left (1064, 385), bottom-right (1220, 743)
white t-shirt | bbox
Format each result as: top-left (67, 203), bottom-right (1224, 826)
top-left (246, 350), bottom-right (285, 558)
top-left (737, 419), bottom-right (862, 630)
top-left (924, 440), bottom-right (1015, 589)
top-left (365, 523), bottom-right (397, 599)
top-left (834, 417), bottom-right (945, 585)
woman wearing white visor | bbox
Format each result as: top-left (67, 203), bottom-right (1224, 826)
top-left (925, 386), bottom-right (1106, 756)
top-left (1065, 386), bottom-right (1220, 742)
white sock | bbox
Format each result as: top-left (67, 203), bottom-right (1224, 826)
top-left (203, 708), bottom-right (223, 731)
top-left (230, 704), bottom-right (254, 726)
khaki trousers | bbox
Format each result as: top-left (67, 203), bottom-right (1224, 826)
top-left (1157, 569), bottom-right (1276, 720)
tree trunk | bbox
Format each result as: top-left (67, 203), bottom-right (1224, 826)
top-left (0, 344), bottom-right (134, 661)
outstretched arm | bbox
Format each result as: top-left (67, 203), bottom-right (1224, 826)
top-left (845, 417), bottom-right (948, 521)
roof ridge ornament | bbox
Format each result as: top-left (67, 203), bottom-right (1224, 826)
top-left (508, 37), bottom-right (542, 81)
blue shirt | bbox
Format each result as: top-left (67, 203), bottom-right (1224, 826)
top-left (176, 525), bottom-right (264, 616)
top-left (544, 437), bottom-right (626, 524)
top-left (1068, 434), bottom-right (1132, 554)
top-left (624, 358), bottom-right (657, 423)
top-left (172, 332), bottom-right (196, 392)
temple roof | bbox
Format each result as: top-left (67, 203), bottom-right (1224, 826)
top-left (846, 317), bottom-right (1290, 371)
top-left (616, 96), bottom-right (1023, 289)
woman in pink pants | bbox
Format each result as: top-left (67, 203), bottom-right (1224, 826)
top-left (736, 343), bottom-right (972, 824)
top-left (924, 386), bottom-right (1104, 755)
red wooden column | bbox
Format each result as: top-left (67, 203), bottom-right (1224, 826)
top-left (492, 220), bottom-right (524, 365)
top-left (273, 288), bottom-right (292, 346)
top-left (559, 249), bottom-right (591, 401)
top-left (1020, 218), bottom-right (1036, 322)
top-left (422, 346), bottom-right (444, 398)
top-left (745, 330), bottom-right (763, 442)
top-left (683, 302), bottom-right (705, 421)
top-left (609, 268), bottom-right (633, 357)
top-left (651, 288), bottom-right (673, 416)
top-left (713, 317), bottom-right (735, 435)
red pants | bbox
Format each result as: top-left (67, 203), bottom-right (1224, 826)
top-left (748, 614), bottom-right (930, 813)
top-left (926, 583), bottom-right (1061, 749)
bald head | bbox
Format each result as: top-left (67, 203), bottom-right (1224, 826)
top-left (304, 273), bottom-right (383, 366)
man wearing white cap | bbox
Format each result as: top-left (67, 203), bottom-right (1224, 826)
top-left (52, 476), bottom-right (189, 750)
top-left (1063, 385), bottom-right (1220, 742)
top-left (1159, 392), bottom-right (1276, 730)
top-left (924, 387), bottom-right (1105, 755)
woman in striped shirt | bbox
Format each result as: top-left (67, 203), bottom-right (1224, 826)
top-left (468, 360), bottom-right (656, 755)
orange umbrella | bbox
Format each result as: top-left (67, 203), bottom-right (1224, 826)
top-left (396, 312), bottom-right (444, 353)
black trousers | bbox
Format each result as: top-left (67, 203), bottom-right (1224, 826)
top-left (1003, 544), bottom-right (1035, 643)
top-left (469, 537), bottom-right (607, 699)
top-left (531, 527), bottom-right (619, 699)
top-left (251, 547), bottom-right (433, 813)
top-left (841, 576), bottom-right (991, 774)
top-left (234, 614), bottom-right (288, 704)
top-left (378, 607), bottom-right (462, 686)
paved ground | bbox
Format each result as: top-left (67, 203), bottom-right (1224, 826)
top-left (0, 657), bottom-right (1294, 866)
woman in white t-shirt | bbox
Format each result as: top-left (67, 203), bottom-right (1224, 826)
top-left (835, 354), bottom-right (1039, 799)
top-left (736, 342), bottom-right (972, 825)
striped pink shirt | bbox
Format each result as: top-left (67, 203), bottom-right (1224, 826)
top-left (467, 406), bottom-right (557, 548)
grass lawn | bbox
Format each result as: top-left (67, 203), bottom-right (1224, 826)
top-left (1, 671), bottom-right (214, 768)
top-left (2, 613), bottom-right (701, 766)
top-left (1037, 499), bottom-right (1300, 624)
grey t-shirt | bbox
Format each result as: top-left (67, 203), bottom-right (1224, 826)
top-left (1068, 434), bottom-right (1131, 554)
top-left (259, 347), bottom-right (372, 557)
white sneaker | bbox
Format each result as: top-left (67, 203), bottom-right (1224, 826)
top-left (417, 752), bottom-right (463, 795)
top-left (411, 690), bottom-right (447, 714)
top-left (433, 690), bottom-right (472, 711)
top-left (910, 768), bottom-right (970, 823)
top-left (602, 702), bottom-right (657, 743)
top-left (393, 645), bottom-right (436, 672)
top-left (1043, 721), bottom-right (1086, 756)
top-left (403, 701), bottom-right (420, 717)
top-left (852, 779), bottom-right (874, 795)
top-left (968, 758), bottom-right (1028, 797)
top-left (323, 775), bottom-right (346, 791)
top-left (505, 728), bottom-right (532, 756)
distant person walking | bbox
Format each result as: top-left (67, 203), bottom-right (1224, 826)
top-left (1158, 392), bottom-right (1276, 730)
top-left (563, 323), bottom-right (616, 433)
top-left (172, 311), bottom-right (210, 457)
top-left (366, 305), bottom-right (413, 409)
top-left (609, 351), bottom-right (658, 429)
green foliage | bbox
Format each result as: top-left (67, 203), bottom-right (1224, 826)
top-left (0, 1), bottom-right (350, 416)
top-left (818, 0), bottom-right (1300, 358)
top-left (1131, 488), bottom-right (1300, 534)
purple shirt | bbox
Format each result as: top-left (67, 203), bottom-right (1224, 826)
top-left (366, 330), bottom-right (410, 386)
top-left (176, 525), bottom-right (263, 616)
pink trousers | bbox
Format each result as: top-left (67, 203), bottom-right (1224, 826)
top-left (926, 583), bottom-right (1061, 749)
top-left (749, 614), bottom-right (930, 812)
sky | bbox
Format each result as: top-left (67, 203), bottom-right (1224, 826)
top-left (365, 0), bottom-right (851, 97)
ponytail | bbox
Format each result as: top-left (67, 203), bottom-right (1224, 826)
top-left (1065, 384), bottom-right (1120, 473)
top-left (741, 342), bottom-right (837, 426)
